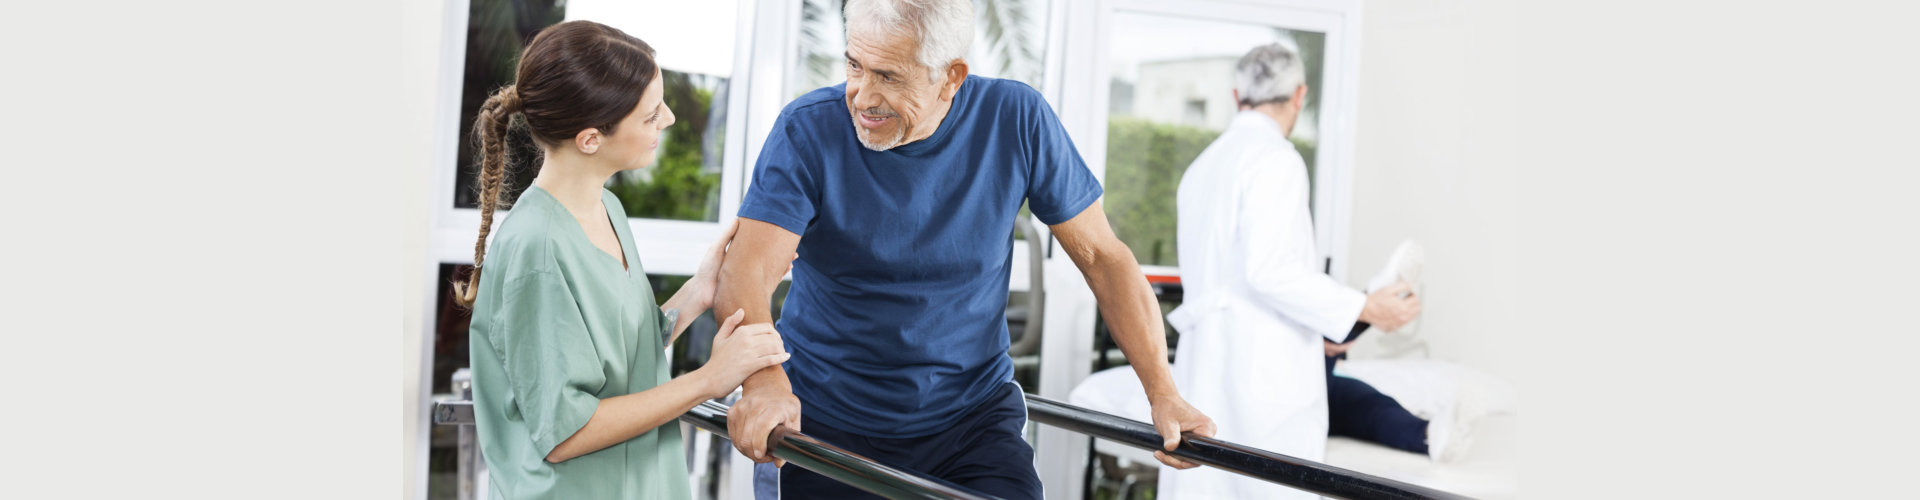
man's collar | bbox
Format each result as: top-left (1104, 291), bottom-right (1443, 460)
top-left (1232, 109), bottom-right (1287, 140)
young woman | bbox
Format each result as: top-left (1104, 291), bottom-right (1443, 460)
top-left (452, 20), bottom-right (789, 499)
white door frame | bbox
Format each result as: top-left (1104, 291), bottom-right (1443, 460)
top-left (1038, 1), bottom-right (1364, 498)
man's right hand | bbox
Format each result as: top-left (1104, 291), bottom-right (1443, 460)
top-left (1360, 281), bottom-right (1422, 331)
top-left (727, 385), bottom-right (803, 467)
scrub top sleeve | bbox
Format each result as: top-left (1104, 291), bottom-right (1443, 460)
top-left (491, 271), bottom-right (607, 456)
top-left (1021, 91), bottom-right (1104, 225)
top-left (737, 119), bottom-right (819, 237)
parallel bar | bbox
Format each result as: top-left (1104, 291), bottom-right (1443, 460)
top-left (1023, 395), bottom-right (1473, 500)
top-left (434, 399), bottom-right (474, 425)
top-left (434, 397), bottom-right (1475, 500)
top-left (433, 400), bottom-right (994, 499)
top-left (681, 401), bottom-right (999, 500)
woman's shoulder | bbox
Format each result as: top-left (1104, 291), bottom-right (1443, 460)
top-left (486, 193), bottom-right (570, 277)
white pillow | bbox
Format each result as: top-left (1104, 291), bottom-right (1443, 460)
top-left (1068, 365), bottom-right (1155, 423)
top-left (1333, 359), bottom-right (1517, 421)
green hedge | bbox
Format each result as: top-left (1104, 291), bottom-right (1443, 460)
top-left (1102, 117), bottom-right (1317, 267)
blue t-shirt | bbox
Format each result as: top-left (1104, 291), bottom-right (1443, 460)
top-left (738, 75), bottom-right (1102, 438)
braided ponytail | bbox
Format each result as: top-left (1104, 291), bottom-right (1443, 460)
top-left (453, 85), bottom-right (523, 308)
top-left (450, 21), bottom-right (659, 308)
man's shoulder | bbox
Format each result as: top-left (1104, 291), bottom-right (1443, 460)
top-left (963, 75), bottom-right (1047, 112)
top-left (1220, 119), bottom-right (1302, 162)
top-left (779, 84), bottom-right (849, 126)
top-left (1188, 126), bottom-right (1295, 178)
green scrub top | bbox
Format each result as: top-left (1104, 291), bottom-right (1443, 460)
top-left (467, 186), bottom-right (689, 500)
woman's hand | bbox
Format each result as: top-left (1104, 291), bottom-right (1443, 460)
top-left (677, 220), bottom-right (743, 314)
top-left (681, 219), bottom-right (796, 310)
top-left (696, 309), bottom-right (790, 399)
top-left (662, 219), bottom-right (796, 346)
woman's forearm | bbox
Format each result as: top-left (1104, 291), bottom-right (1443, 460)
top-left (545, 370), bottom-right (717, 463)
top-left (660, 281), bottom-right (711, 346)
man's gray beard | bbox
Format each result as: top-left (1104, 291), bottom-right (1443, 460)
top-left (856, 123), bottom-right (907, 151)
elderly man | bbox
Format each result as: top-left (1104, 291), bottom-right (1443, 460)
top-left (1158, 43), bottom-right (1423, 499)
top-left (713, 1), bottom-right (1215, 498)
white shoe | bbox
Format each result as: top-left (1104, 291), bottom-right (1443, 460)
top-left (1426, 380), bottom-right (1486, 462)
top-left (1366, 239), bottom-right (1426, 334)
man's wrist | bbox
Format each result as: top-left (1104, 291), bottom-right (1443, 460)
top-left (1141, 374), bottom-right (1182, 403)
top-left (742, 369), bottom-right (790, 395)
top-left (1146, 386), bottom-right (1183, 404)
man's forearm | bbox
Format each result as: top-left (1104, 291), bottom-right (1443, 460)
top-left (1083, 249), bottom-right (1180, 400)
top-left (715, 254), bottom-right (793, 394)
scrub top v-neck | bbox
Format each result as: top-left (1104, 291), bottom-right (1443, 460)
top-left (465, 186), bottom-right (687, 500)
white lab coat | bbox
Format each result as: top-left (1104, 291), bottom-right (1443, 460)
top-left (1159, 111), bottom-right (1366, 500)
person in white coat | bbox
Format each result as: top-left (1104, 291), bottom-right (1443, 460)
top-left (1159, 43), bottom-right (1422, 500)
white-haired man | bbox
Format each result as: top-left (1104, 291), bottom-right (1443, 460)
top-left (712, 1), bottom-right (1215, 498)
top-left (1158, 43), bottom-right (1424, 499)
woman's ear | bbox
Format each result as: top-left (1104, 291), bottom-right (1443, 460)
top-left (575, 128), bottom-right (602, 155)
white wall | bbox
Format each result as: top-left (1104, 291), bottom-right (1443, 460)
top-left (1133, 56), bottom-right (1239, 130)
top-left (1343, 0), bottom-right (1522, 385)
top-left (401, 1), bottom-right (445, 498)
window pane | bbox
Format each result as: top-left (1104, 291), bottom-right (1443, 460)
top-left (571, 0), bottom-right (739, 222)
top-left (452, 0), bottom-right (565, 211)
top-left (795, 0), bottom-right (1052, 96)
top-left (452, 0), bottom-right (736, 223)
top-left (1103, 12), bottom-right (1326, 267)
top-left (605, 69), bottom-right (726, 222)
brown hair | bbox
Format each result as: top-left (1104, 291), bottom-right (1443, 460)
top-left (454, 20), bottom-right (660, 307)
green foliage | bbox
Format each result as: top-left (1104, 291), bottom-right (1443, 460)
top-left (1102, 117), bottom-right (1220, 267)
top-left (1102, 117), bottom-right (1318, 267)
top-left (607, 71), bottom-right (723, 221)
top-left (980, 0), bottom-right (1041, 85)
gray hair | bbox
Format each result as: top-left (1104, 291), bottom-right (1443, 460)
top-left (844, 0), bottom-right (974, 84)
top-left (1235, 43), bottom-right (1305, 107)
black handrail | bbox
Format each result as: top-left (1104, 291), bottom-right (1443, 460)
top-left (433, 399), bottom-right (473, 425)
top-left (432, 399), bottom-right (997, 500)
top-left (1023, 395), bottom-right (1474, 500)
top-left (683, 401), bottom-right (998, 500)
top-left (434, 396), bottom-right (1478, 500)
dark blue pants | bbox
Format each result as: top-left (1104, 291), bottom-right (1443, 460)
top-left (755, 381), bottom-right (1042, 500)
top-left (1325, 355), bottom-right (1429, 454)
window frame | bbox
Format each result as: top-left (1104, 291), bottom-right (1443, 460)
top-left (428, 0), bottom-right (763, 279)
top-left (1065, 0), bottom-right (1363, 282)
top-left (1038, 2), bottom-right (1365, 498)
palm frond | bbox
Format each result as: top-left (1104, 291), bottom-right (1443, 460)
top-left (979, 0), bottom-right (1040, 85)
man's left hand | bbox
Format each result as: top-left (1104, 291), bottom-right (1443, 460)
top-left (1147, 393), bottom-right (1216, 469)
top-left (1323, 339), bottom-right (1353, 357)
